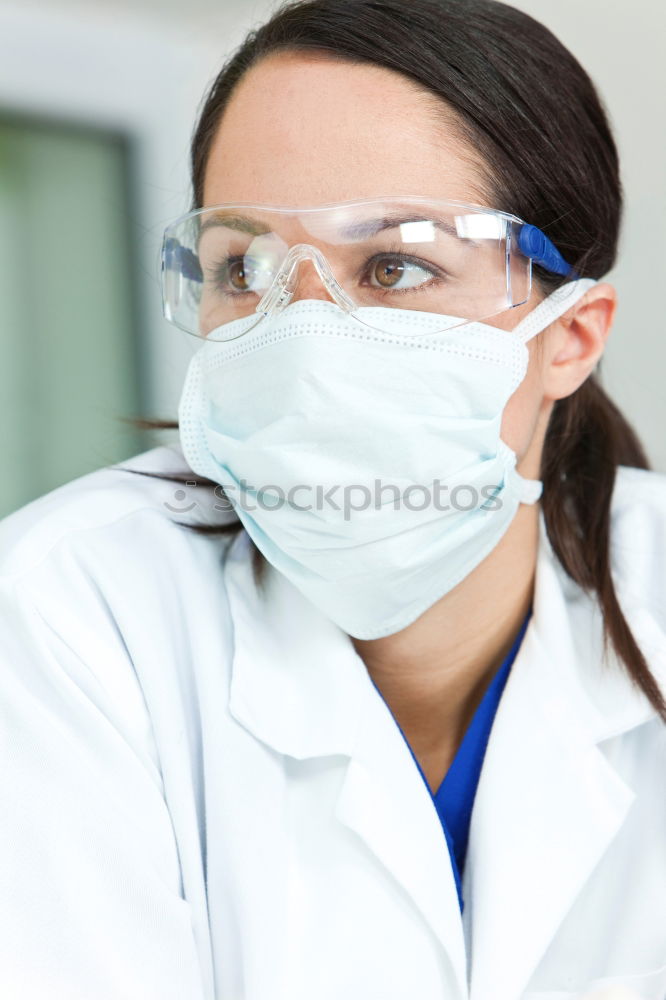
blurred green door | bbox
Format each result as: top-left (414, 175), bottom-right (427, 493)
top-left (0, 115), bottom-right (146, 518)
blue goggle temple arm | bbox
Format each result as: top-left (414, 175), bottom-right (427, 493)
top-left (164, 238), bottom-right (203, 282)
top-left (518, 224), bottom-right (580, 279)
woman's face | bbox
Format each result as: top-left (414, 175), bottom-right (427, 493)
top-left (202, 52), bottom-right (561, 477)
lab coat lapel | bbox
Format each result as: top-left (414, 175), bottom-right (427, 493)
top-left (334, 683), bottom-right (469, 998)
top-left (224, 530), bottom-right (469, 996)
top-left (224, 530), bottom-right (367, 759)
top-left (464, 519), bottom-right (659, 1000)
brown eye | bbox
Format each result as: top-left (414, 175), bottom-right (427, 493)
top-left (372, 257), bottom-right (406, 288)
top-left (228, 259), bottom-right (250, 291)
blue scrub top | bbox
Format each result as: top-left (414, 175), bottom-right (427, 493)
top-left (370, 609), bottom-right (532, 913)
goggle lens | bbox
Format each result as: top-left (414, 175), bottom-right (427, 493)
top-left (162, 198), bottom-right (536, 339)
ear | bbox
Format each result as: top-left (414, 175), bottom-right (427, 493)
top-left (542, 282), bottom-right (617, 402)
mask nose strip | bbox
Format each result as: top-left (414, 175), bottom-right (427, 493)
top-left (256, 243), bottom-right (356, 317)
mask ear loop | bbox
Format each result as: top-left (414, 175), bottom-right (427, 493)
top-left (513, 278), bottom-right (598, 344)
top-left (505, 278), bottom-right (597, 506)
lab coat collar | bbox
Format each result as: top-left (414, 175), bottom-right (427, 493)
top-left (225, 530), bottom-right (372, 760)
top-left (224, 518), bottom-right (664, 1000)
top-left (462, 518), bottom-right (664, 1000)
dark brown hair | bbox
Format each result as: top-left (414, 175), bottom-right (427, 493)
top-left (133, 0), bottom-right (665, 721)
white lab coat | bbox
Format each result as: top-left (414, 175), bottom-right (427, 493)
top-left (0, 443), bottom-right (664, 1000)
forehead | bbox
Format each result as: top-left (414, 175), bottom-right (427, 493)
top-left (202, 52), bottom-right (491, 209)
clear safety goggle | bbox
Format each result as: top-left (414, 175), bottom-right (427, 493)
top-left (161, 195), bottom-right (578, 340)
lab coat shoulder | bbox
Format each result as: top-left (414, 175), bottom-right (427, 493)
top-left (607, 466), bottom-right (666, 703)
top-left (0, 445), bottom-right (235, 1000)
top-left (0, 443), bottom-right (216, 576)
top-left (611, 465), bottom-right (666, 630)
top-left (0, 444), bottom-right (237, 765)
top-left (552, 465), bottom-right (666, 723)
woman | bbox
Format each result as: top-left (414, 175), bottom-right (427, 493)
top-left (1, 1), bottom-right (664, 998)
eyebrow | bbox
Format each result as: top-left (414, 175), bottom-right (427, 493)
top-left (198, 214), bottom-right (272, 238)
top-left (196, 211), bottom-right (480, 245)
top-left (338, 213), bottom-right (464, 241)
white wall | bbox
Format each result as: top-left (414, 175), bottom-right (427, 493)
top-left (1, 0), bottom-right (664, 467)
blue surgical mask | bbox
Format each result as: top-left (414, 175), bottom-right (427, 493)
top-left (177, 280), bottom-right (596, 639)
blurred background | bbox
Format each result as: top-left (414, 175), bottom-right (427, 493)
top-left (0, 0), bottom-right (664, 517)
